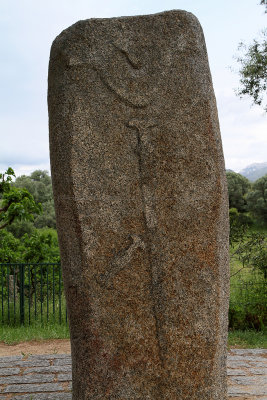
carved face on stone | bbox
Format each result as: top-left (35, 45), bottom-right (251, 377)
top-left (91, 23), bottom-right (164, 108)
top-left (64, 16), bottom-right (205, 109)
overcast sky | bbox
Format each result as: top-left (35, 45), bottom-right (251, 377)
top-left (0, 0), bottom-right (266, 176)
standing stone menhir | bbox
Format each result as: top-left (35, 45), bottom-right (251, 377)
top-left (48, 10), bottom-right (229, 399)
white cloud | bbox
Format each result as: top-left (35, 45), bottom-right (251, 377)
top-left (217, 88), bottom-right (266, 172)
top-left (0, 115), bottom-right (49, 176)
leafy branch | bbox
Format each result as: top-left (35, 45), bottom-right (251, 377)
top-left (0, 168), bottom-right (42, 230)
top-left (235, 1), bottom-right (267, 111)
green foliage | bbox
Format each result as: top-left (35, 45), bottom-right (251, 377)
top-left (12, 170), bottom-right (56, 233)
top-left (227, 172), bottom-right (267, 229)
top-left (260, 0), bottom-right (267, 13)
top-left (229, 224), bottom-right (267, 331)
top-left (0, 230), bottom-right (22, 263)
top-left (226, 171), bottom-right (251, 212)
top-left (247, 174), bottom-right (267, 224)
top-left (1, 189), bottom-right (42, 228)
top-left (0, 168), bottom-right (59, 265)
top-left (21, 229), bottom-right (60, 263)
top-left (34, 200), bottom-right (56, 230)
top-left (229, 283), bottom-right (267, 331)
top-left (250, 235), bottom-right (267, 278)
top-left (0, 168), bottom-right (42, 230)
top-left (229, 208), bottom-right (253, 245)
top-left (0, 167), bottom-right (15, 192)
top-left (230, 225), bottom-right (267, 278)
top-left (6, 220), bottom-right (35, 239)
top-left (15, 171), bottom-right (53, 204)
top-left (0, 228), bottom-right (60, 263)
top-left (236, 2), bottom-right (267, 110)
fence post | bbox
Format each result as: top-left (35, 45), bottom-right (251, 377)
top-left (19, 264), bottom-right (25, 325)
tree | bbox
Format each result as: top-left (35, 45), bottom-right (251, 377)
top-left (34, 200), bottom-right (56, 229)
top-left (230, 230), bottom-right (267, 279)
top-left (236, 1), bottom-right (267, 111)
top-left (15, 170), bottom-right (53, 204)
top-left (229, 207), bottom-right (253, 245)
top-left (247, 174), bottom-right (267, 224)
top-left (0, 168), bottom-right (42, 230)
top-left (7, 170), bottom-right (56, 238)
top-left (260, 0), bottom-right (267, 13)
top-left (0, 169), bottom-right (60, 264)
top-left (236, 31), bottom-right (267, 111)
top-left (0, 229), bottom-right (21, 263)
top-left (0, 227), bottom-right (60, 263)
top-left (226, 171), bottom-right (251, 212)
top-left (13, 170), bottom-right (56, 231)
top-left (21, 228), bottom-right (60, 263)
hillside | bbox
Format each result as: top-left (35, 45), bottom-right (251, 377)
top-left (239, 162), bottom-right (267, 182)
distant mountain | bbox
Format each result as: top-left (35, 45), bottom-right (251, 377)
top-left (239, 162), bottom-right (267, 182)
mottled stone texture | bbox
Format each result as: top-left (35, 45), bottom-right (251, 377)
top-left (48, 10), bottom-right (229, 400)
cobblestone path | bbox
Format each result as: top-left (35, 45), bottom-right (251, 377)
top-left (228, 349), bottom-right (267, 399)
top-left (0, 349), bottom-right (266, 399)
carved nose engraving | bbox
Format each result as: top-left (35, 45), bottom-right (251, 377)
top-left (112, 44), bottom-right (142, 70)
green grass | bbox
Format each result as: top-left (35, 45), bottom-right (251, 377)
top-left (0, 295), bottom-right (70, 344)
top-left (0, 320), bottom-right (70, 345)
top-left (1, 324), bottom-right (266, 348)
top-left (228, 329), bottom-right (267, 348)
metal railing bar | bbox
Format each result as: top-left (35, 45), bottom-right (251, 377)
top-left (41, 265), bottom-right (43, 323)
top-left (13, 266), bottom-right (16, 324)
top-left (34, 265), bottom-right (37, 321)
top-left (59, 268), bottom-right (62, 324)
top-left (28, 265), bottom-right (31, 326)
top-left (53, 265), bottom-right (55, 319)
top-left (7, 265), bottom-right (10, 323)
top-left (47, 266), bottom-right (49, 322)
top-left (1, 265), bottom-right (3, 321)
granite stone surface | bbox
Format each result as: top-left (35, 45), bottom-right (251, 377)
top-left (48, 9), bottom-right (230, 399)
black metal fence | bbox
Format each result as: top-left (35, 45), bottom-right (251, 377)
top-left (229, 268), bottom-right (267, 330)
top-left (1, 263), bottom-right (266, 329)
top-left (0, 263), bottom-right (67, 326)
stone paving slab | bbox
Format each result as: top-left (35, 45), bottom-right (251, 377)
top-left (3, 383), bottom-right (64, 394)
top-left (0, 349), bottom-right (266, 399)
top-left (227, 349), bottom-right (267, 400)
top-left (26, 365), bottom-right (72, 374)
top-left (11, 395), bottom-right (72, 400)
top-left (0, 374), bottom-right (54, 385)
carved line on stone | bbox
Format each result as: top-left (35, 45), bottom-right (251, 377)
top-left (96, 234), bottom-right (145, 289)
top-left (127, 119), bottom-right (165, 373)
top-left (92, 41), bottom-right (151, 109)
top-left (93, 67), bottom-right (150, 109)
top-left (127, 119), bottom-right (158, 228)
top-left (112, 43), bottom-right (142, 70)
top-left (94, 121), bottom-right (157, 289)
